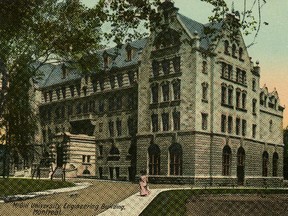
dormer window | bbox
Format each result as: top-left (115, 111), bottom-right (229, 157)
top-left (126, 45), bottom-right (133, 61)
top-left (62, 64), bottom-right (67, 79)
top-left (104, 56), bottom-right (109, 68)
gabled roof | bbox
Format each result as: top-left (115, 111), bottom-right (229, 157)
top-left (177, 13), bottom-right (222, 50)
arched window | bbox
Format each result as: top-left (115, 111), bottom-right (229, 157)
top-left (222, 145), bottom-right (232, 176)
top-left (202, 82), bottom-right (208, 101)
top-left (239, 47), bottom-right (243, 60)
top-left (148, 144), bottom-right (161, 175)
top-left (237, 147), bottom-right (245, 166)
top-left (107, 146), bottom-right (120, 161)
top-left (262, 151), bottom-right (269, 177)
top-left (272, 152), bottom-right (279, 177)
top-left (252, 79), bottom-right (256, 91)
top-left (169, 143), bottom-right (182, 176)
top-left (151, 83), bottom-right (159, 104)
top-left (83, 168), bottom-right (91, 175)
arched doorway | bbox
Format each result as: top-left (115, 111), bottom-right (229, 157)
top-left (237, 147), bottom-right (245, 185)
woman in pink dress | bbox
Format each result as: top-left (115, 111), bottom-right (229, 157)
top-left (139, 170), bottom-right (150, 196)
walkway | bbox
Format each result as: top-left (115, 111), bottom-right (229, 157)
top-left (98, 188), bottom-right (190, 216)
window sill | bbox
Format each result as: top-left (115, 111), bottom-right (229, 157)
top-left (236, 107), bottom-right (247, 113)
top-left (221, 103), bottom-right (234, 109)
top-left (202, 99), bottom-right (208, 103)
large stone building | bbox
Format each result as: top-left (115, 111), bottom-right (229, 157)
top-left (37, 2), bottom-right (284, 186)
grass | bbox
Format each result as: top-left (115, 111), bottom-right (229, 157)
top-left (0, 178), bottom-right (75, 196)
top-left (140, 188), bottom-right (288, 216)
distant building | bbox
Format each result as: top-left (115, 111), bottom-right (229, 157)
top-left (36, 2), bottom-right (284, 186)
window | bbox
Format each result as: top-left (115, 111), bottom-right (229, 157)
top-left (252, 79), bottom-right (256, 91)
top-left (162, 113), bottom-right (169, 131)
top-left (83, 86), bottom-right (87, 96)
top-left (62, 64), bottom-right (67, 79)
top-left (151, 84), bottom-right (159, 103)
top-left (236, 68), bottom-right (241, 83)
top-left (269, 120), bottom-right (273, 132)
top-left (169, 143), bottom-right (182, 176)
top-left (76, 83), bottom-right (81, 96)
top-left (99, 99), bottom-right (104, 113)
top-left (232, 44), bottom-right (237, 58)
top-left (56, 89), bottom-right (61, 100)
top-left (252, 124), bottom-right (257, 138)
top-left (162, 82), bottom-right (170, 102)
top-left (173, 111), bottom-right (180, 131)
top-left (242, 119), bottom-right (247, 136)
top-left (128, 71), bottom-right (134, 85)
top-left (222, 145), bottom-right (231, 176)
top-left (162, 59), bottom-right (170, 75)
top-left (108, 121), bottom-right (114, 137)
top-left (82, 155), bottom-right (86, 163)
top-left (83, 102), bottom-right (88, 113)
top-left (151, 114), bottom-right (158, 132)
top-left (103, 55), bottom-right (109, 68)
top-left (152, 60), bottom-right (159, 77)
top-left (108, 146), bottom-right (120, 161)
top-left (116, 119), bottom-right (122, 136)
top-left (99, 145), bottom-right (103, 156)
top-left (227, 64), bottom-right (233, 80)
top-left (110, 76), bottom-right (115, 89)
top-left (273, 152), bottom-right (279, 177)
top-left (99, 78), bottom-right (104, 91)
top-left (89, 101), bottom-right (95, 112)
top-left (236, 118), bottom-right (241, 135)
top-left (148, 144), bottom-right (161, 175)
top-left (76, 103), bottom-right (82, 114)
top-left (69, 85), bottom-right (75, 97)
top-left (108, 97), bottom-right (114, 111)
top-left (87, 155), bottom-right (91, 163)
top-left (262, 151), bottom-right (269, 177)
top-left (221, 115), bottom-right (226, 133)
top-left (172, 79), bottom-right (181, 100)
top-left (117, 74), bottom-right (123, 87)
top-left (172, 57), bottom-right (180, 73)
top-left (224, 40), bottom-right (229, 55)
top-left (99, 123), bottom-right (103, 132)
top-left (252, 99), bottom-right (257, 114)
top-left (44, 92), bottom-right (48, 102)
top-left (239, 47), bottom-right (243, 60)
top-left (202, 113), bottom-right (208, 130)
top-left (126, 47), bottom-right (132, 61)
top-left (202, 61), bottom-right (208, 74)
top-left (236, 89), bottom-right (241, 108)
top-left (237, 147), bottom-right (245, 166)
top-left (242, 91), bottom-right (247, 109)
top-left (228, 116), bottom-right (233, 134)
top-left (202, 82), bottom-right (208, 101)
top-left (221, 84), bottom-right (227, 104)
top-left (227, 86), bottom-right (233, 106)
top-left (49, 90), bottom-right (53, 102)
top-left (116, 96), bottom-right (122, 110)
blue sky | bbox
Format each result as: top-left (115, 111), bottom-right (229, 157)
top-left (82, 0), bottom-right (288, 127)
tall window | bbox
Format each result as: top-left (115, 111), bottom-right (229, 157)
top-left (128, 71), bottom-right (134, 85)
top-left (162, 82), bottom-right (170, 102)
top-left (252, 79), bottom-right (256, 91)
top-left (110, 76), bottom-right (115, 89)
top-left (162, 59), bottom-right (170, 75)
top-left (162, 113), bottom-right (169, 131)
top-left (272, 152), bottom-right (279, 177)
top-left (228, 86), bottom-right (233, 106)
top-left (232, 44), bottom-right (237, 57)
top-left (252, 124), bottom-right (257, 138)
top-left (151, 83), bottom-right (159, 103)
top-left (228, 116), bottom-right (233, 134)
top-left (202, 113), bottom-right (208, 130)
top-left (237, 147), bottom-right (245, 167)
top-left (252, 99), bottom-right (257, 114)
top-left (202, 61), bottom-right (208, 74)
top-left (222, 145), bottom-right (232, 176)
top-left (61, 87), bottom-right (66, 99)
top-left (99, 99), bottom-right (104, 113)
top-left (221, 84), bottom-right (227, 104)
top-left (221, 115), bottom-right (226, 133)
top-left (152, 60), bottom-right (159, 77)
top-left (242, 119), bottom-right (247, 136)
top-left (269, 120), bottom-right (273, 132)
top-left (242, 91), bottom-right (247, 109)
top-left (262, 151), bottom-right (269, 177)
top-left (172, 56), bottom-right (181, 73)
top-left (148, 144), bottom-right (161, 175)
top-left (239, 47), bottom-right (243, 60)
top-left (49, 90), bottom-right (53, 101)
top-left (169, 143), bottom-right (182, 176)
top-left (236, 118), bottom-right (241, 135)
top-left (126, 47), bottom-right (132, 61)
top-left (56, 89), bottom-right (61, 100)
top-left (236, 89), bottom-right (241, 108)
top-left (116, 119), bottom-right (122, 136)
top-left (224, 40), bottom-right (229, 55)
top-left (172, 79), bottom-right (181, 100)
top-left (108, 121), bottom-right (114, 137)
top-left (151, 114), bottom-right (158, 132)
top-left (116, 96), bottom-right (122, 110)
top-left (117, 74), bottom-right (123, 87)
top-left (227, 64), bottom-right (233, 80)
top-left (202, 82), bottom-right (208, 101)
top-left (173, 111), bottom-right (180, 131)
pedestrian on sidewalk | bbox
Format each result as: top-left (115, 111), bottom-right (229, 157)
top-left (139, 170), bottom-right (150, 196)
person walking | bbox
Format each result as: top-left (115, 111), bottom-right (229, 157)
top-left (139, 170), bottom-right (150, 196)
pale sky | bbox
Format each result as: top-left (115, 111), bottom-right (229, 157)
top-left (82, 0), bottom-right (288, 128)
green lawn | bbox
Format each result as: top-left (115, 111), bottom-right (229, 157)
top-left (0, 178), bottom-right (75, 196)
top-left (140, 188), bottom-right (288, 216)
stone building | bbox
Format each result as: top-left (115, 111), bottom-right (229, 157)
top-left (37, 2), bottom-right (284, 186)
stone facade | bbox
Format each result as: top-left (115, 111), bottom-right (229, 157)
top-left (36, 2), bottom-right (284, 186)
